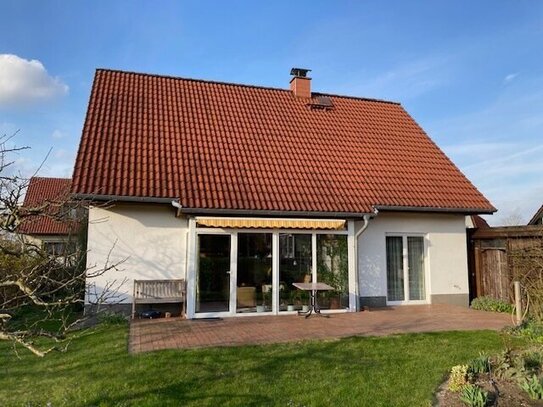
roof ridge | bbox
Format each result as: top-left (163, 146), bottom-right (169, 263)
top-left (96, 68), bottom-right (400, 105)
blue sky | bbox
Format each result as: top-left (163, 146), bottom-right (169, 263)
top-left (1, 1), bottom-right (542, 224)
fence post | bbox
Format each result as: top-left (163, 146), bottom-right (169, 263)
top-left (514, 281), bottom-right (522, 325)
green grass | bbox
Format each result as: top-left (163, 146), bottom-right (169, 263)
top-left (0, 325), bottom-right (520, 407)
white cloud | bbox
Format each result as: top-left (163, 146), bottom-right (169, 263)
top-left (504, 72), bottom-right (519, 84)
top-left (51, 129), bottom-right (64, 139)
top-left (0, 54), bottom-right (68, 108)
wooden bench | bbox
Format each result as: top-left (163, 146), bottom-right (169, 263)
top-left (132, 279), bottom-right (186, 319)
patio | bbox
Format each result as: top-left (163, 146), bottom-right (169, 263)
top-left (129, 304), bottom-right (512, 353)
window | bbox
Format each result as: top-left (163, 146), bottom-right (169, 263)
top-left (386, 235), bottom-right (426, 302)
top-left (43, 241), bottom-right (76, 256)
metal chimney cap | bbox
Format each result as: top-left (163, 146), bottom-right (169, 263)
top-left (290, 67), bottom-right (311, 78)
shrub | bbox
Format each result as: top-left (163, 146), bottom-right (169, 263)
top-left (506, 320), bottom-right (543, 343)
top-left (468, 353), bottom-right (490, 375)
top-left (97, 311), bottom-right (127, 325)
top-left (493, 348), bottom-right (527, 380)
top-left (519, 375), bottom-right (543, 400)
top-left (448, 365), bottom-right (473, 392)
top-left (459, 384), bottom-right (488, 407)
top-left (471, 296), bottom-right (514, 313)
top-left (522, 349), bottom-right (543, 371)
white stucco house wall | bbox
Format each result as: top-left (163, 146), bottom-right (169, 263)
top-left (73, 68), bottom-right (495, 318)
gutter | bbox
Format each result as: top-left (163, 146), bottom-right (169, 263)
top-left (179, 207), bottom-right (374, 219)
top-left (73, 194), bottom-right (175, 204)
top-left (373, 205), bottom-right (496, 215)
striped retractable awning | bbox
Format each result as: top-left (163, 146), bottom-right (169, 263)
top-left (195, 217), bottom-right (346, 230)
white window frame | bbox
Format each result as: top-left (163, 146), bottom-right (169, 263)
top-left (385, 233), bottom-right (430, 306)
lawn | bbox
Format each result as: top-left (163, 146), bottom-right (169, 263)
top-left (0, 324), bottom-right (519, 407)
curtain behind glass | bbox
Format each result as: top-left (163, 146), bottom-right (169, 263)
top-left (386, 237), bottom-right (404, 301)
top-left (407, 237), bottom-right (425, 300)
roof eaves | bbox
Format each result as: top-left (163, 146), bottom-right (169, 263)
top-left (528, 204), bottom-right (543, 225)
top-left (179, 207), bottom-right (375, 219)
top-left (373, 205), bottom-right (497, 215)
top-left (73, 193), bottom-right (175, 204)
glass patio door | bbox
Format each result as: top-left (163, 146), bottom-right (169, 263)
top-left (236, 233), bottom-right (273, 313)
top-left (386, 236), bottom-right (426, 303)
top-left (196, 234), bottom-right (231, 313)
top-left (279, 234), bottom-right (312, 312)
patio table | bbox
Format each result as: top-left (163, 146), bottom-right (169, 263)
top-left (292, 282), bottom-right (334, 318)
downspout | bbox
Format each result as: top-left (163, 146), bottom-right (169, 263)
top-left (354, 212), bottom-right (374, 310)
top-left (171, 200), bottom-right (183, 217)
top-left (172, 200), bottom-right (190, 317)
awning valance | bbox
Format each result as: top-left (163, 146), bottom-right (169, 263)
top-left (195, 217), bottom-right (346, 230)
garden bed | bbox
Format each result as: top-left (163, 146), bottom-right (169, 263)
top-left (436, 347), bottom-right (543, 406)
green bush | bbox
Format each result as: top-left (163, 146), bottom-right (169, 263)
top-left (459, 384), bottom-right (488, 407)
top-left (492, 348), bottom-right (528, 380)
top-left (97, 311), bottom-right (127, 325)
top-left (505, 320), bottom-right (543, 343)
top-left (470, 296), bottom-right (514, 313)
top-left (519, 375), bottom-right (543, 400)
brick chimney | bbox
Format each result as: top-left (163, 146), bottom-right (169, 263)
top-left (290, 68), bottom-right (312, 98)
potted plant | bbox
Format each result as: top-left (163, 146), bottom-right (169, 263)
top-left (287, 290), bottom-right (300, 311)
top-left (300, 291), bottom-right (310, 312)
top-left (257, 289), bottom-right (271, 312)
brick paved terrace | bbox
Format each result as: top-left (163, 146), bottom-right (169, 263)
top-left (129, 304), bottom-right (512, 353)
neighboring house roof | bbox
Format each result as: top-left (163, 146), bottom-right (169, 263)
top-left (19, 177), bottom-right (75, 235)
top-left (468, 215), bottom-right (490, 229)
top-left (528, 204), bottom-right (543, 225)
top-left (72, 69), bottom-right (495, 215)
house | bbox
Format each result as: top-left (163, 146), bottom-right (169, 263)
top-left (19, 176), bottom-right (81, 255)
top-left (528, 204), bottom-right (543, 225)
top-left (72, 68), bottom-right (495, 318)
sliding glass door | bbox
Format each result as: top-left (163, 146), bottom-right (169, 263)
top-left (236, 233), bottom-right (272, 313)
top-left (317, 234), bottom-right (349, 309)
top-left (279, 234), bottom-right (312, 312)
top-left (196, 234), bottom-right (231, 313)
top-left (407, 237), bottom-right (426, 301)
top-left (192, 229), bottom-right (353, 317)
top-left (386, 235), bottom-right (426, 303)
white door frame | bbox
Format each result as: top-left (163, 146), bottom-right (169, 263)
top-left (385, 233), bottom-right (430, 306)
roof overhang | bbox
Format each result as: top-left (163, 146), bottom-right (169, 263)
top-left (528, 204), bottom-right (543, 225)
top-left (72, 194), bottom-right (175, 204)
top-left (181, 207), bottom-right (375, 219)
top-left (373, 205), bottom-right (496, 215)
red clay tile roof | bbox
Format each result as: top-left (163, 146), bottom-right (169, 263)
top-left (19, 177), bottom-right (75, 235)
top-left (470, 215), bottom-right (490, 229)
top-left (72, 69), bottom-right (495, 215)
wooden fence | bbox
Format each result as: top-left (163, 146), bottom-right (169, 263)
top-left (468, 225), bottom-right (543, 302)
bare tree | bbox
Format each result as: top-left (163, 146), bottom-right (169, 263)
top-left (0, 132), bottom-right (122, 357)
top-left (509, 235), bottom-right (543, 323)
top-left (499, 207), bottom-right (525, 226)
